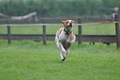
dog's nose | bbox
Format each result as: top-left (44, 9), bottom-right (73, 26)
top-left (69, 23), bottom-right (72, 26)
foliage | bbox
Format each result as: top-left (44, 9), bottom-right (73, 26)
top-left (0, 0), bottom-right (120, 17)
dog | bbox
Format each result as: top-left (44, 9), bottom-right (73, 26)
top-left (55, 20), bottom-right (76, 61)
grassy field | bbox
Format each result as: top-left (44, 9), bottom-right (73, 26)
top-left (0, 40), bottom-right (120, 80)
top-left (0, 23), bottom-right (119, 80)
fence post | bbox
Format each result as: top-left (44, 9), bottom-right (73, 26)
top-left (7, 20), bottom-right (11, 44)
top-left (42, 18), bottom-right (46, 45)
top-left (115, 15), bottom-right (120, 49)
top-left (78, 18), bottom-right (82, 45)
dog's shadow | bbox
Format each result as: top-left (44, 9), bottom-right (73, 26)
top-left (49, 59), bottom-right (77, 64)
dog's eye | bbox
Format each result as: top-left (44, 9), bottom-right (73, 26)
top-left (66, 21), bottom-right (69, 23)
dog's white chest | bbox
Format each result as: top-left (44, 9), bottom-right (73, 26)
top-left (59, 33), bottom-right (71, 43)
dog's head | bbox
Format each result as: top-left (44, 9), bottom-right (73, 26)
top-left (60, 20), bottom-right (75, 32)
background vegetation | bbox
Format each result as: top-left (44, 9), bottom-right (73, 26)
top-left (0, 0), bottom-right (120, 17)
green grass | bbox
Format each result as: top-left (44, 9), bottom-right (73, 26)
top-left (82, 23), bottom-right (115, 35)
top-left (0, 23), bottom-right (116, 35)
top-left (0, 40), bottom-right (120, 80)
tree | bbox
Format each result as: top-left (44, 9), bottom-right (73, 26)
top-left (0, 0), bottom-right (119, 17)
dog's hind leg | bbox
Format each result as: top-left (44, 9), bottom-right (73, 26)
top-left (65, 49), bottom-right (70, 58)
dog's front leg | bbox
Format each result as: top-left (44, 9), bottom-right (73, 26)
top-left (59, 42), bottom-right (67, 61)
top-left (56, 41), bottom-right (66, 60)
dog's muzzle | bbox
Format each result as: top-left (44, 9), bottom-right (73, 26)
top-left (67, 23), bottom-right (72, 28)
top-left (69, 23), bottom-right (72, 27)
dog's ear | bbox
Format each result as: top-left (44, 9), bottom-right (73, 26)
top-left (60, 21), bottom-right (65, 24)
top-left (72, 20), bottom-right (75, 23)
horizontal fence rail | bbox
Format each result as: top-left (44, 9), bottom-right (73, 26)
top-left (1, 21), bottom-right (120, 26)
top-left (0, 34), bottom-right (116, 44)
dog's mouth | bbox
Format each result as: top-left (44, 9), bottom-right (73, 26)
top-left (67, 25), bottom-right (72, 28)
top-left (66, 25), bottom-right (72, 32)
top-left (67, 23), bottom-right (73, 28)
top-left (67, 24), bottom-right (72, 29)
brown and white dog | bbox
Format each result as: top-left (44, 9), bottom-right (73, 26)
top-left (55, 20), bottom-right (76, 61)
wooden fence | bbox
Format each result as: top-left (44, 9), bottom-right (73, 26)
top-left (0, 15), bottom-right (120, 48)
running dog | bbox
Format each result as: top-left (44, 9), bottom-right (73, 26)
top-left (55, 20), bottom-right (76, 61)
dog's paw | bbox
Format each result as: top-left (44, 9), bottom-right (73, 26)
top-left (62, 58), bottom-right (66, 61)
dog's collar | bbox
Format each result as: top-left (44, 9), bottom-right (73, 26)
top-left (64, 28), bottom-right (72, 35)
